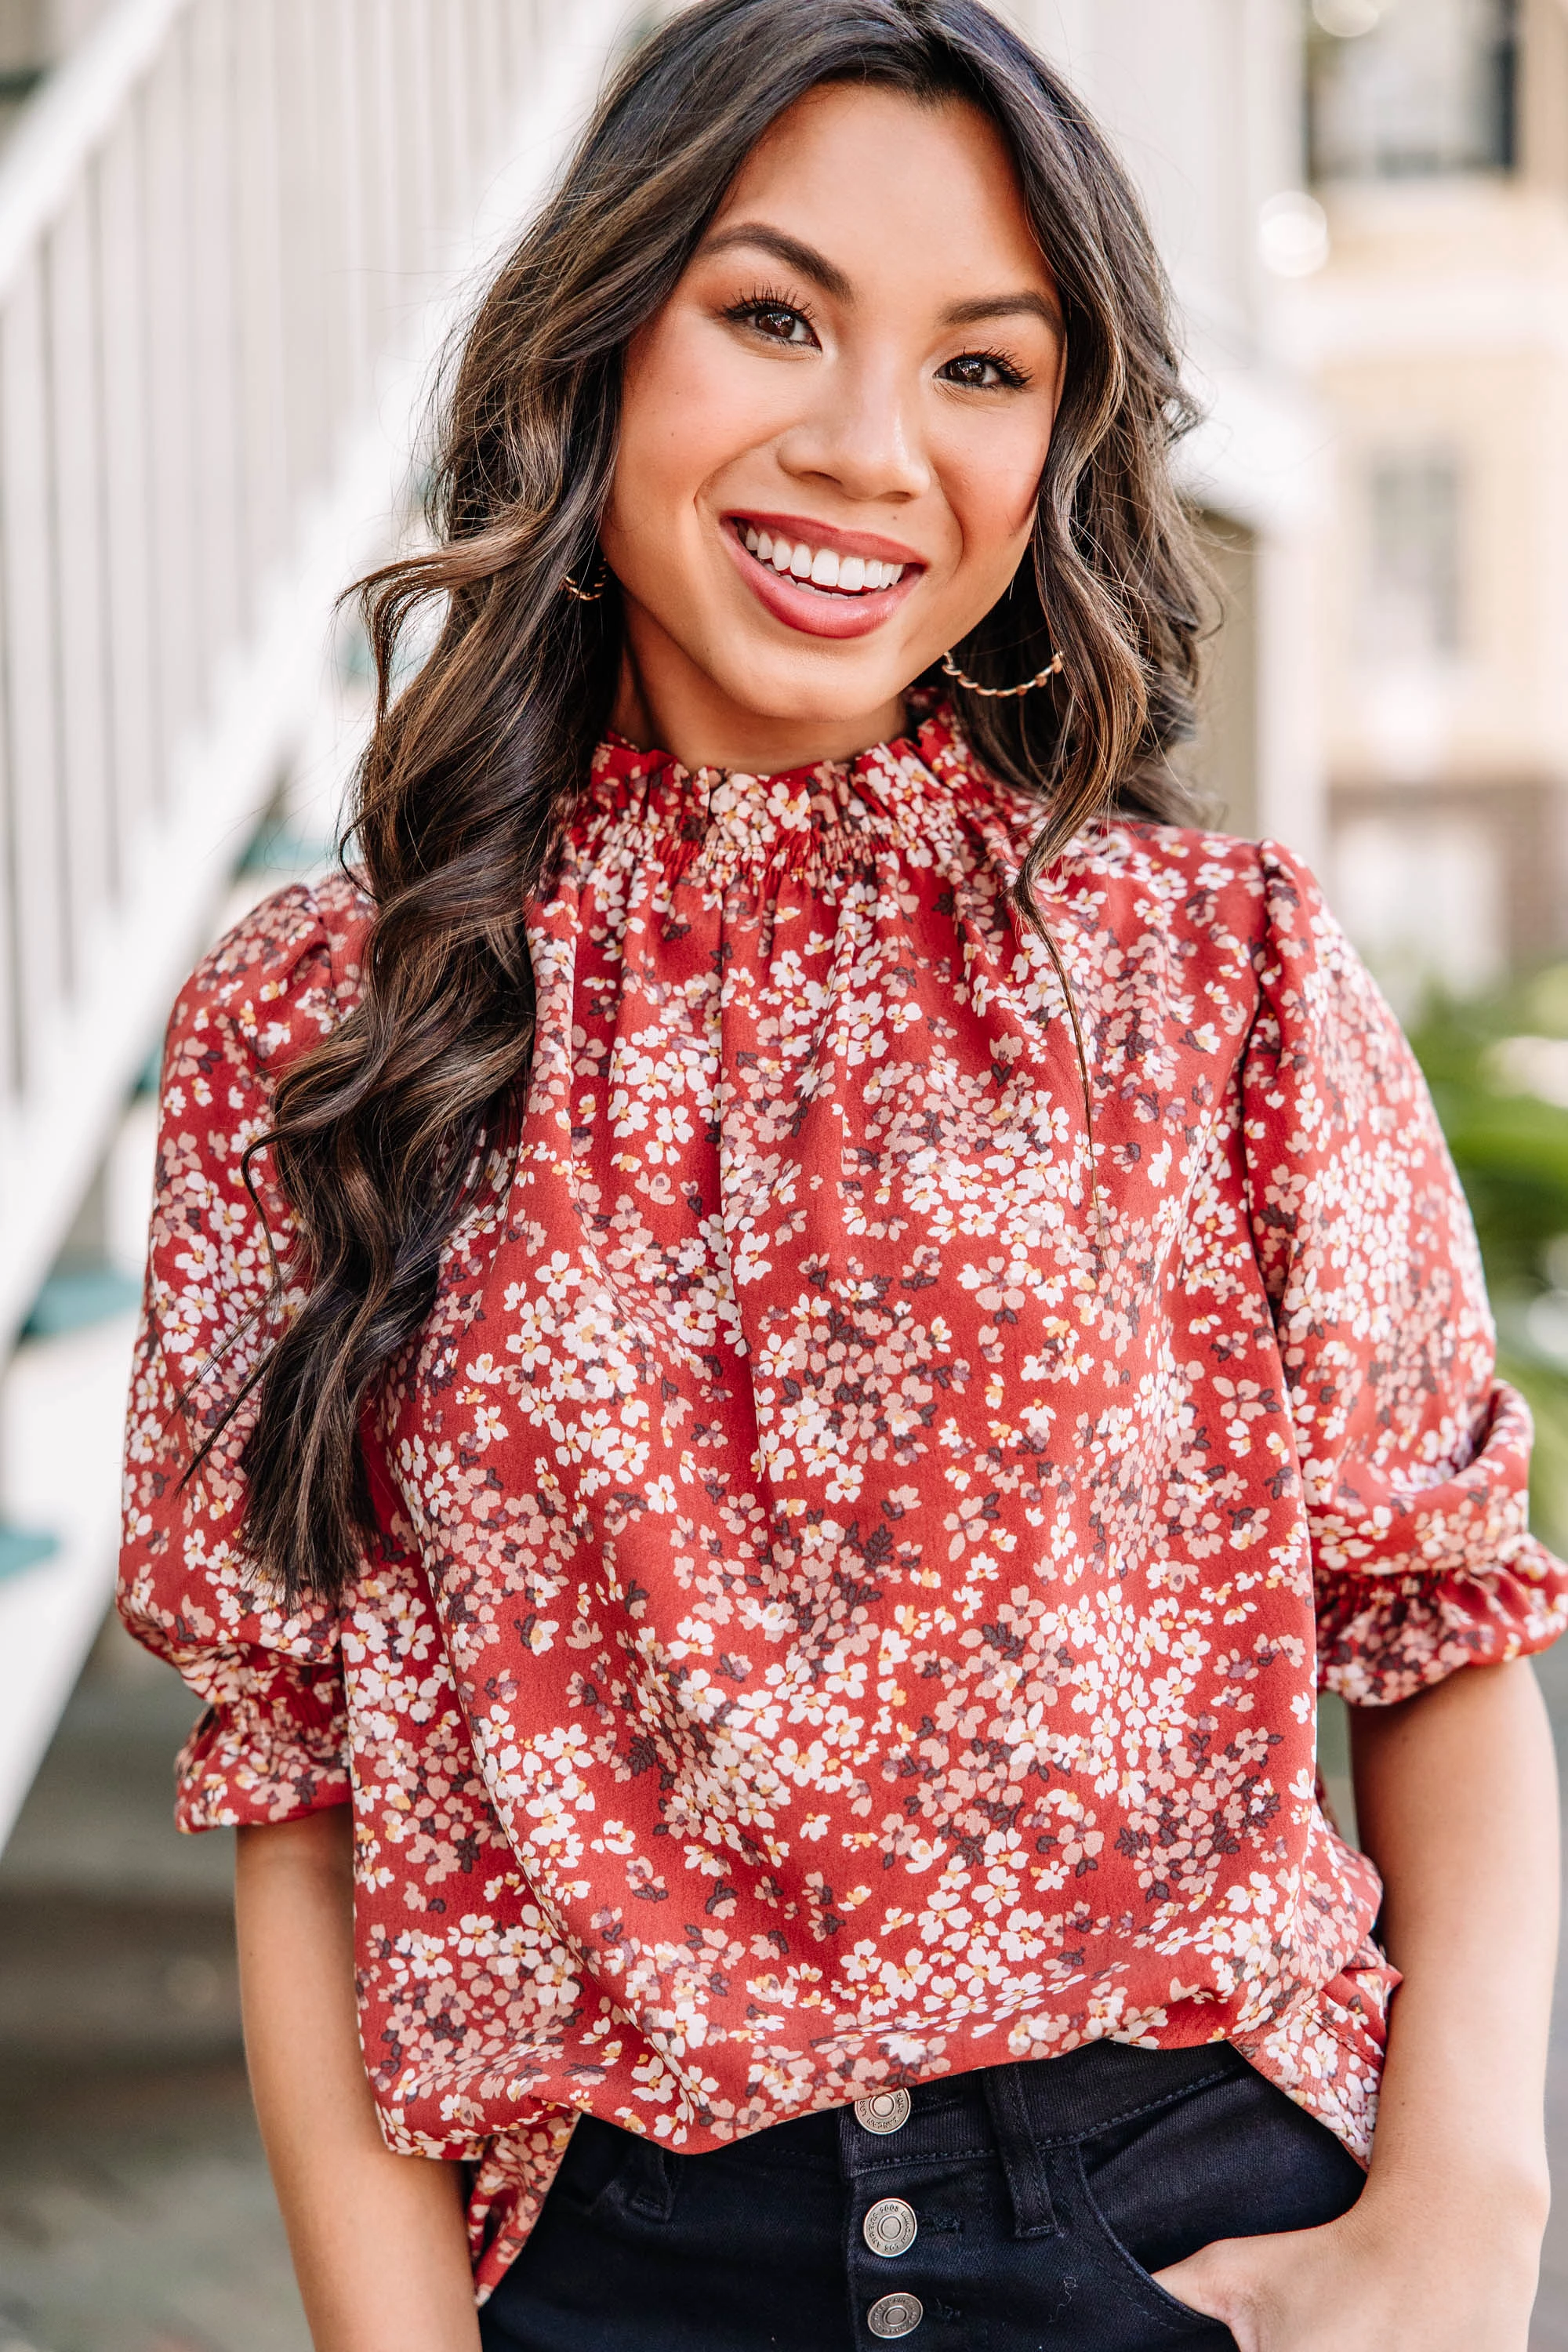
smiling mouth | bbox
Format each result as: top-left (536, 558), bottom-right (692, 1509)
top-left (730, 519), bottom-right (911, 597)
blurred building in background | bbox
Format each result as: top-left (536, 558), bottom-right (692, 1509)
top-left (1290, 0), bottom-right (1568, 1009)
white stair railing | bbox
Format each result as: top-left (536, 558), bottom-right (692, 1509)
top-left (0, 0), bottom-right (628, 1352)
top-left (0, 0), bottom-right (629, 1847)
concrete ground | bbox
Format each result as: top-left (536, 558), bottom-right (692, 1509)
top-left (5, 1614), bottom-right (1568, 2350)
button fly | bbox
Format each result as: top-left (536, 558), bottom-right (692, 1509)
top-left (867, 2290), bottom-right (924, 2339)
top-left (862, 2196), bottom-right (918, 2258)
top-left (854, 2089), bottom-right (912, 2135)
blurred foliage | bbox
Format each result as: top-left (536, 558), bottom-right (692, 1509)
top-left (1409, 966), bottom-right (1568, 1553)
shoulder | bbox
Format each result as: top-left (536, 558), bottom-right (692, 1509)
top-left (164, 873), bottom-right (374, 1095)
top-left (1049, 825), bottom-right (1387, 1071)
top-left (1053, 816), bottom-right (1276, 948)
top-left (1065, 822), bottom-right (1345, 956)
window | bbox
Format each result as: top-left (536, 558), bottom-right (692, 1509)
top-left (1309, 0), bottom-right (1518, 180)
top-left (1333, 812), bottom-right (1503, 1010)
top-left (1363, 453), bottom-right (1463, 663)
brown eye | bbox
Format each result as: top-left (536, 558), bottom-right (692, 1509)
top-left (941, 350), bottom-right (1027, 391)
top-left (728, 299), bottom-right (817, 347)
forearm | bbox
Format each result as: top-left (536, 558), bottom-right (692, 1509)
top-left (1351, 1658), bottom-right (1558, 2238)
top-left (235, 1809), bottom-right (481, 2352)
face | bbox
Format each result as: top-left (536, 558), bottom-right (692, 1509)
top-left (598, 82), bottom-right (1066, 775)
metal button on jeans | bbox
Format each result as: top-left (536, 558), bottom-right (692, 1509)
top-left (862, 2197), bottom-right (918, 2258)
top-left (867, 2290), bottom-right (924, 2339)
top-left (854, 2089), bottom-right (912, 2135)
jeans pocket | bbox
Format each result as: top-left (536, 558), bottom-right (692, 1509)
top-left (550, 2114), bottom-right (676, 2225)
top-left (620, 2140), bottom-right (678, 2223)
top-left (1069, 2147), bottom-right (1230, 2340)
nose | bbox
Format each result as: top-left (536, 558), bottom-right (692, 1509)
top-left (775, 352), bottom-right (931, 506)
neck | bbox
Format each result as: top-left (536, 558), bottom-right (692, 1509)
top-left (609, 626), bottom-right (906, 778)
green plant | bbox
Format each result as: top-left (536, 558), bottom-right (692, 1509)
top-left (1409, 970), bottom-right (1568, 1552)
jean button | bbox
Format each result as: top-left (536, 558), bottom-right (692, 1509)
top-left (863, 2197), bottom-right (918, 2257)
top-left (867, 2290), bottom-right (924, 2339)
top-left (855, 2088), bottom-right (912, 2135)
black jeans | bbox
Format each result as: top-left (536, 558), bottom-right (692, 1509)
top-left (479, 2040), bottom-right (1363, 2351)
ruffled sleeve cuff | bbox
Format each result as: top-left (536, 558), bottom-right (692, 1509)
top-left (1315, 1380), bottom-right (1568, 1704)
top-left (173, 1652), bottom-right (350, 1831)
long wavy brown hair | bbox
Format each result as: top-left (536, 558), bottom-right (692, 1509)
top-left (231, 0), bottom-right (1209, 1607)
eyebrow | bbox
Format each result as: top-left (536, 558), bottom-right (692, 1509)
top-left (701, 224), bottom-right (852, 303)
top-left (942, 291), bottom-right (1062, 332)
top-left (699, 223), bottom-right (1062, 336)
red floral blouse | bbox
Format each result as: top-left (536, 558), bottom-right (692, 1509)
top-left (120, 710), bottom-right (1568, 2298)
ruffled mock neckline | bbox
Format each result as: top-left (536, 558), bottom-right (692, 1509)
top-left (577, 702), bottom-right (1010, 876)
top-left (593, 705), bottom-right (938, 790)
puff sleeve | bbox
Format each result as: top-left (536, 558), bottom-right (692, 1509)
top-left (118, 877), bottom-right (372, 1828)
top-left (1242, 842), bottom-right (1568, 1704)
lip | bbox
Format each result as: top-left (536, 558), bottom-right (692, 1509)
top-left (726, 510), bottom-right (927, 568)
top-left (720, 511), bottom-right (927, 643)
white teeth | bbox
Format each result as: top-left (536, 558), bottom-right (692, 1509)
top-left (740, 526), bottom-right (909, 593)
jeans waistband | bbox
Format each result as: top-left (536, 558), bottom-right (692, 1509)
top-left (837, 2038), bottom-right (1249, 2180)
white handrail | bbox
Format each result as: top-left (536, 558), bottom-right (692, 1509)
top-left (0, 0), bottom-right (630, 1356)
top-left (0, 0), bottom-right (191, 303)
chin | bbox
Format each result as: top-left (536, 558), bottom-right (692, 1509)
top-left (710, 645), bottom-right (918, 728)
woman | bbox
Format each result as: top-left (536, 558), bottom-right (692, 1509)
top-left (120, 3), bottom-right (1564, 2347)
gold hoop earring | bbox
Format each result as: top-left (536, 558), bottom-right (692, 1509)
top-left (940, 646), bottom-right (1064, 698)
top-left (561, 559), bottom-right (609, 603)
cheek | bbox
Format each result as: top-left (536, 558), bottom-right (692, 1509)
top-left (939, 409), bottom-right (1054, 562)
top-left (609, 339), bottom-right (708, 543)
top-left (612, 322), bottom-right (785, 546)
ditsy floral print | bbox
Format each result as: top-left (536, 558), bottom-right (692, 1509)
top-left (120, 710), bottom-right (1568, 2296)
